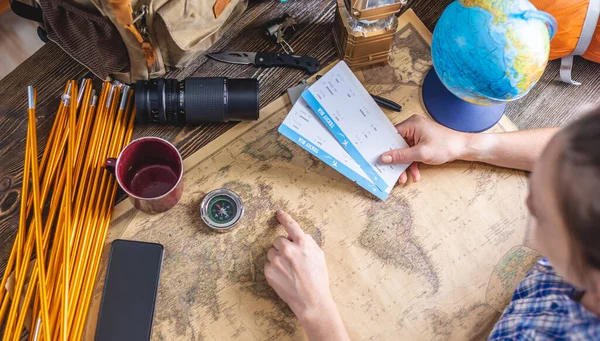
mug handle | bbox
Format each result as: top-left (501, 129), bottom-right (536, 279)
top-left (105, 158), bottom-right (117, 175)
top-left (521, 10), bottom-right (557, 40)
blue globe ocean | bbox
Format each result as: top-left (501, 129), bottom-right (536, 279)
top-left (431, 0), bottom-right (555, 106)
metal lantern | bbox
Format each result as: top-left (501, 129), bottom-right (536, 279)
top-left (333, 0), bottom-right (408, 69)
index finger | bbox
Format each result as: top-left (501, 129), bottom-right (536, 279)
top-left (276, 210), bottom-right (304, 241)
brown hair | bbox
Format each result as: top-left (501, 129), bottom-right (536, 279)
top-left (555, 105), bottom-right (600, 274)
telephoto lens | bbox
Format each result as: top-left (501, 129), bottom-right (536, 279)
top-left (135, 77), bottom-right (259, 125)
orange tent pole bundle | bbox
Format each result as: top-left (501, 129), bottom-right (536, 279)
top-left (0, 80), bottom-right (135, 340)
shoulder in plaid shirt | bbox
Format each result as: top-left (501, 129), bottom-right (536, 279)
top-left (488, 258), bottom-right (600, 340)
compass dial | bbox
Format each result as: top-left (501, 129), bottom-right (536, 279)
top-left (208, 195), bottom-right (237, 224)
top-left (200, 189), bottom-right (244, 232)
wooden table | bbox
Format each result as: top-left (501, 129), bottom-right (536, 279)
top-left (1, 0), bottom-right (600, 280)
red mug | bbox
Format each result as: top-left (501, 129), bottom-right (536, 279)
top-left (106, 137), bottom-right (183, 214)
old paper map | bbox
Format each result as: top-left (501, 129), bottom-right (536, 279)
top-left (84, 9), bottom-right (540, 341)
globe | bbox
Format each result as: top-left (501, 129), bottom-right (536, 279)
top-left (431, 0), bottom-right (556, 106)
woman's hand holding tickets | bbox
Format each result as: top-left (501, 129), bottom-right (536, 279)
top-left (380, 115), bottom-right (468, 184)
top-left (265, 210), bottom-right (350, 341)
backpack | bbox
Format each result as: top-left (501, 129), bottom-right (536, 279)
top-left (10, 0), bottom-right (248, 83)
top-left (530, 0), bottom-right (600, 85)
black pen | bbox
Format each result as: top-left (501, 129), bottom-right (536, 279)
top-left (371, 94), bottom-right (402, 112)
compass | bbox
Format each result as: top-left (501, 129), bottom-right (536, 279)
top-left (200, 189), bottom-right (244, 232)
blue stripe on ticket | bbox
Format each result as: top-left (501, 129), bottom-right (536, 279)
top-left (278, 123), bottom-right (388, 200)
top-left (301, 90), bottom-right (388, 192)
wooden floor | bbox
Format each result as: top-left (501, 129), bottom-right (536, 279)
top-left (0, 10), bottom-right (44, 80)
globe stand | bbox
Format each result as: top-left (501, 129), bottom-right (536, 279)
top-left (422, 69), bottom-right (506, 133)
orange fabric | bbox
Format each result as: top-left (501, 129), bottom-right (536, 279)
top-left (583, 23), bottom-right (600, 63)
top-left (531, 0), bottom-right (600, 62)
top-left (124, 24), bottom-right (144, 44)
top-left (109, 0), bottom-right (133, 25)
top-left (125, 24), bottom-right (156, 67)
top-left (213, 0), bottom-right (232, 18)
top-left (142, 41), bottom-right (156, 67)
top-left (0, 0), bottom-right (10, 14)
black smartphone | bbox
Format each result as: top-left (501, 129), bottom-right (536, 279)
top-left (95, 239), bottom-right (164, 341)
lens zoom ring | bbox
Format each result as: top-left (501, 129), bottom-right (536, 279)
top-left (184, 78), bottom-right (226, 124)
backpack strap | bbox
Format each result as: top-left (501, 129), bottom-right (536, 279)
top-left (560, 0), bottom-right (600, 85)
top-left (10, 0), bottom-right (48, 42)
top-left (108, 0), bottom-right (133, 24)
top-left (9, 0), bottom-right (43, 23)
top-left (109, 0), bottom-right (156, 67)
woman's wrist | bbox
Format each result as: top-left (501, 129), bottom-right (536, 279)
top-left (459, 132), bottom-right (497, 163)
top-left (299, 296), bottom-right (349, 341)
top-left (297, 295), bottom-right (337, 327)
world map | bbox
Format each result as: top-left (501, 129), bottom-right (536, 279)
top-left (83, 10), bottom-right (539, 341)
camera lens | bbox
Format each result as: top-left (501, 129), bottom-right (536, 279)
top-left (135, 77), bottom-right (259, 125)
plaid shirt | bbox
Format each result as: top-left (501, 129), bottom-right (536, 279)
top-left (488, 258), bottom-right (600, 340)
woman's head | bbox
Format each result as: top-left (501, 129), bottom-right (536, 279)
top-left (528, 106), bottom-right (600, 291)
